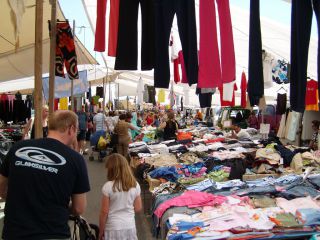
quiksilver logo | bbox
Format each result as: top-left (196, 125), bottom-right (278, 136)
top-left (15, 147), bottom-right (66, 166)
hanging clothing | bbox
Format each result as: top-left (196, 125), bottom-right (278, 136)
top-left (59, 97), bottom-right (68, 110)
top-left (108, 0), bottom-right (120, 56)
top-left (94, 0), bottom-right (119, 56)
top-left (8, 0), bottom-right (25, 45)
top-left (94, 0), bottom-right (107, 52)
top-left (262, 51), bottom-right (275, 89)
top-left (240, 72), bottom-right (247, 108)
top-left (290, 0), bottom-right (320, 112)
top-left (178, 51), bottom-right (188, 84)
top-left (198, 0), bottom-right (235, 88)
top-left (272, 59), bottom-right (290, 84)
top-left (55, 22), bottom-right (79, 80)
top-left (306, 90), bottom-right (319, 111)
top-left (248, 0), bottom-right (264, 106)
top-left (158, 89), bottom-right (165, 103)
top-left (136, 78), bottom-right (144, 105)
top-left (276, 93), bottom-right (287, 115)
top-left (153, 0), bottom-right (198, 88)
top-left (305, 79), bottom-right (319, 105)
top-left (171, 33), bottom-right (181, 84)
top-left (115, 0), bottom-right (154, 71)
top-left (54, 99), bottom-right (59, 111)
top-left (147, 86), bottom-right (156, 105)
top-left (219, 83), bottom-right (237, 107)
top-left (143, 85), bottom-right (149, 103)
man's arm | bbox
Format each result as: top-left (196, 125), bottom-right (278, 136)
top-left (70, 193), bottom-right (87, 215)
top-left (0, 175), bottom-right (8, 199)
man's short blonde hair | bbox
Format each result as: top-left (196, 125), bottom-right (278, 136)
top-left (48, 110), bottom-right (78, 132)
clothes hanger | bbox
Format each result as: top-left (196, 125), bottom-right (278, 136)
top-left (277, 86), bottom-right (287, 93)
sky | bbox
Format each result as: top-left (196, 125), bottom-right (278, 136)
top-left (59, 0), bottom-right (318, 67)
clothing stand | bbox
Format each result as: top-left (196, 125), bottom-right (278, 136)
top-left (34, 0), bottom-right (44, 138)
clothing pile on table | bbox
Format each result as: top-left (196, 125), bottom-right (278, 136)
top-left (128, 126), bottom-right (320, 239)
top-left (151, 174), bottom-right (320, 240)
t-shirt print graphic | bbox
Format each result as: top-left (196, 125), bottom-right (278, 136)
top-left (15, 147), bottom-right (66, 174)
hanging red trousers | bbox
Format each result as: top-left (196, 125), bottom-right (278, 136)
top-left (198, 0), bottom-right (235, 88)
top-left (94, 0), bottom-right (119, 56)
top-left (94, 0), bottom-right (107, 52)
top-left (108, 0), bottom-right (119, 56)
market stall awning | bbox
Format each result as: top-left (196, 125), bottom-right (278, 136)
top-left (0, 0), bottom-right (97, 82)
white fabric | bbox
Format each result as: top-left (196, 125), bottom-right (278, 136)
top-left (169, 81), bottom-right (175, 107)
top-left (285, 111), bottom-right (302, 142)
top-left (102, 181), bottom-right (140, 231)
top-left (136, 77), bottom-right (144, 105)
top-left (237, 129), bottom-right (251, 140)
top-left (262, 52), bottom-right (275, 89)
top-left (93, 113), bottom-right (107, 131)
top-left (170, 31), bottom-right (180, 61)
top-left (105, 228), bottom-right (137, 240)
top-left (277, 114), bottom-right (286, 138)
top-left (183, 84), bottom-right (190, 106)
top-left (106, 116), bottom-right (118, 132)
top-left (222, 81), bottom-right (236, 102)
top-left (8, 0), bottom-right (25, 44)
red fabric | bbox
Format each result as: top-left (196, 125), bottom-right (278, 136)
top-left (54, 99), bottom-right (59, 111)
top-left (219, 83), bottom-right (238, 107)
top-left (94, 0), bottom-right (107, 52)
top-left (178, 51), bottom-right (188, 84)
top-left (173, 59), bottom-right (180, 83)
top-left (240, 72), bottom-right (247, 108)
top-left (146, 116), bottom-right (153, 125)
top-left (305, 79), bottom-right (318, 105)
top-left (108, 0), bottom-right (119, 56)
top-left (204, 138), bottom-right (225, 143)
top-left (198, 0), bottom-right (221, 88)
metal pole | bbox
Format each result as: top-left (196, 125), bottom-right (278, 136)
top-left (34, 0), bottom-right (44, 139)
top-left (48, 0), bottom-right (57, 116)
top-left (103, 76), bottom-right (106, 116)
top-left (71, 20), bottom-right (75, 111)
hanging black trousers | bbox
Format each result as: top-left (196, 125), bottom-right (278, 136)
top-left (153, 0), bottom-right (198, 88)
top-left (290, 0), bottom-right (320, 112)
top-left (115, 0), bottom-right (154, 71)
top-left (248, 0), bottom-right (264, 107)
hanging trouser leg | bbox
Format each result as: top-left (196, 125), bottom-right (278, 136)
top-left (153, 0), bottom-right (198, 88)
top-left (56, 22), bottom-right (79, 80)
top-left (198, 0), bottom-right (221, 88)
top-left (94, 0), bottom-right (107, 52)
top-left (248, 0), bottom-right (263, 106)
top-left (115, 0), bottom-right (154, 70)
top-left (217, 0), bottom-right (236, 84)
top-left (312, 0), bottom-right (320, 101)
top-left (175, 0), bottom-right (198, 87)
top-left (290, 0), bottom-right (313, 112)
top-left (108, 0), bottom-right (119, 57)
top-left (140, 0), bottom-right (155, 70)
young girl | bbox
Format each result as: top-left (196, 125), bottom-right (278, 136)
top-left (99, 153), bottom-right (142, 240)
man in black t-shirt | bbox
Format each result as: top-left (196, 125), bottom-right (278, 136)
top-left (0, 110), bottom-right (90, 240)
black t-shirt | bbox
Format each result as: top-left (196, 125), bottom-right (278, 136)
top-left (0, 138), bottom-right (90, 240)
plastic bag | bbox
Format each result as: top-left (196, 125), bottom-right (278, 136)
top-left (97, 136), bottom-right (107, 150)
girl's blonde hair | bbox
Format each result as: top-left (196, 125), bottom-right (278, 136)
top-left (105, 153), bottom-right (137, 192)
